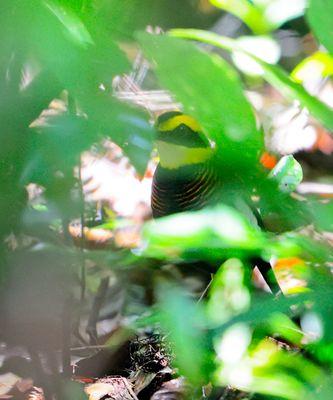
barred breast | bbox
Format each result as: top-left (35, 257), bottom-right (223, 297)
top-left (151, 160), bottom-right (220, 218)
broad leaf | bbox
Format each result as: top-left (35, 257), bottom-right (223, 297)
top-left (137, 32), bottom-right (262, 169)
top-left (211, 0), bottom-right (306, 33)
top-left (170, 29), bottom-right (333, 137)
top-left (143, 206), bottom-right (266, 261)
top-left (207, 258), bottom-right (251, 324)
top-left (79, 95), bottom-right (154, 175)
top-left (43, 0), bottom-right (93, 48)
top-left (210, 0), bottom-right (271, 34)
top-left (292, 52), bottom-right (333, 83)
top-left (307, 0), bottom-right (333, 57)
top-left (157, 284), bottom-right (211, 384)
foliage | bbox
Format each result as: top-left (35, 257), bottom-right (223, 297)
top-left (0, 0), bottom-right (333, 399)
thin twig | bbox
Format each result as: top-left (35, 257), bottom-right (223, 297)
top-left (197, 274), bottom-right (214, 303)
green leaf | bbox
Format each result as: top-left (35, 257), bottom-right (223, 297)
top-left (111, 103), bottom-right (154, 176)
top-left (309, 200), bottom-right (333, 232)
top-left (26, 1), bottom-right (130, 91)
top-left (22, 115), bottom-right (95, 186)
top-left (292, 52), bottom-right (333, 83)
top-left (215, 337), bottom-right (330, 399)
top-left (232, 35), bottom-right (281, 76)
top-left (157, 284), bottom-right (211, 384)
top-left (307, 0), bottom-right (333, 56)
top-left (207, 258), bottom-right (251, 324)
top-left (267, 232), bottom-right (332, 263)
top-left (259, 0), bottom-right (306, 29)
top-left (143, 206), bottom-right (266, 261)
top-left (266, 312), bottom-right (304, 345)
top-left (308, 270), bottom-right (333, 342)
top-left (210, 0), bottom-right (306, 33)
top-left (269, 155), bottom-right (303, 193)
top-left (43, 0), bottom-right (93, 48)
top-left (210, 0), bottom-right (271, 34)
top-left (137, 32), bottom-right (262, 168)
top-left (170, 29), bottom-right (333, 137)
top-left (308, 340), bottom-right (333, 369)
top-left (79, 95), bottom-right (154, 176)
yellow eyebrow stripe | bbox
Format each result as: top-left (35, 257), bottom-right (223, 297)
top-left (158, 115), bottom-right (202, 133)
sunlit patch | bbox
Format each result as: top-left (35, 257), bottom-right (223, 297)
top-left (268, 105), bottom-right (317, 154)
top-left (216, 324), bottom-right (252, 363)
top-left (264, 0), bottom-right (306, 27)
top-left (215, 324), bottom-right (253, 389)
top-left (251, 339), bottom-right (277, 368)
top-left (0, 373), bottom-right (21, 397)
top-left (217, 361), bottom-right (253, 390)
top-left (301, 312), bottom-right (323, 343)
top-left (81, 151), bottom-right (151, 218)
top-left (85, 378), bottom-right (136, 400)
top-left (291, 53), bottom-right (331, 94)
top-left (207, 258), bottom-right (250, 324)
top-left (214, 212), bottom-right (251, 244)
top-left (232, 36), bottom-right (281, 76)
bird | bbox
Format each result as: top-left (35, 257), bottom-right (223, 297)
top-left (151, 110), bottom-right (219, 218)
top-left (151, 110), bottom-right (281, 293)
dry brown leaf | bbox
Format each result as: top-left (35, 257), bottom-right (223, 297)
top-left (85, 377), bottom-right (138, 400)
top-left (0, 374), bottom-right (20, 396)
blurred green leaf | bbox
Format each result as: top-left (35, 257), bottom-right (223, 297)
top-left (266, 232), bottom-right (332, 263)
top-left (110, 103), bottom-right (154, 176)
top-left (144, 204), bottom-right (326, 262)
top-left (308, 270), bottom-right (333, 342)
top-left (43, 0), bottom-right (93, 48)
top-left (25, 0), bottom-right (130, 91)
top-left (213, 293), bottom-right (309, 338)
top-left (207, 258), bottom-right (251, 324)
top-left (212, 292), bottom-right (333, 398)
top-left (0, 2), bottom-right (332, 397)
top-left (307, 0), bottom-right (333, 57)
top-left (84, 247), bottom-right (144, 271)
top-left (157, 284), bottom-right (211, 384)
top-left (266, 312), bottom-right (304, 345)
top-left (22, 115), bottom-right (94, 186)
top-left (256, 0), bottom-right (306, 30)
top-left (79, 95), bottom-right (154, 175)
top-left (307, 340), bottom-right (333, 369)
top-left (215, 336), bottom-right (332, 399)
top-left (269, 155), bottom-right (303, 193)
top-left (292, 52), bottom-right (333, 83)
top-left (256, 177), bottom-right (311, 233)
top-left (170, 29), bottom-right (333, 137)
top-left (143, 206), bottom-right (266, 261)
top-left (309, 200), bottom-right (333, 232)
top-left (21, 205), bottom-right (67, 244)
top-left (210, 0), bottom-right (270, 33)
top-left (232, 35), bottom-right (281, 76)
top-left (89, 32), bottom-right (131, 83)
top-left (211, 0), bottom-right (306, 33)
top-left (137, 32), bottom-right (262, 169)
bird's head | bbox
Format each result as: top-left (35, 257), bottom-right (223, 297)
top-left (155, 111), bottom-right (214, 170)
